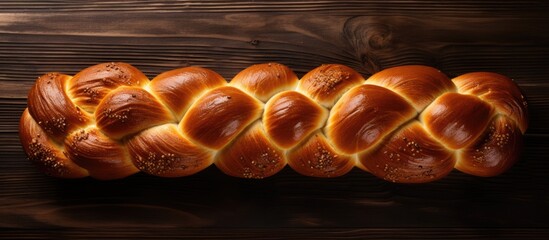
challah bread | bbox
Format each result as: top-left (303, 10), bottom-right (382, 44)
top-left (19, 62), bottom-right (529, 182)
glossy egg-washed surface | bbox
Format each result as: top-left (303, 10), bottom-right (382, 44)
top-left (19, 62), bottom-right (529, 183)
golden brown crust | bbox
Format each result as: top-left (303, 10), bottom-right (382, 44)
top-left (19, 109), bottom-right (89, 178)
top-left (452, 72), bottom-right (528, 133)
top-left (67, 62), bottom-right (149, 113)
top-left (359, 122), bottom-right (456, 183)
top-left (95, 87), bottom-right (175, 140)
top-left (366, 65), bottom-right (456, 111)
top-left (263, 91), bottom-right (328, 149)
top-left (180, 86), bottom-right (263, 149)
top-left (456, 115), bottom-right (523, 177)
top-left (230, 63), bottom-right (298, 102)
top-left (64, 127), bottom-right (138, 180)
top-left (27, 73), bottom-right (92, 142)
top-left (149, 66), bottom-right (227, 119)
top-left (127, 124), bottom-right (214, 177)
top-left (287, 132), bottom-right (354, 177)
top-left (326, 84), bottom-right (416, 154)
top-left (215, 122), bottom-right (286, 179)
top-left (298, 64), bottom-right (364, 108)
top-left (421, 92), bottom-right (494, 149)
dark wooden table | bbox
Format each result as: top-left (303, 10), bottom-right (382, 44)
top-left (1, 1), bottom-right (548, 239)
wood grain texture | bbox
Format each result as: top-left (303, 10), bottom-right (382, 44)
top-left (1, 1), bottom-right (549, 239)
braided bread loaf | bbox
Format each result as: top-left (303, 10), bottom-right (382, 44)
top-left (19, 62), bottom-right (528, 183)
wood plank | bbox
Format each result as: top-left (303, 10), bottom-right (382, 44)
top-left (0, 228), bottom-right (547, 239)
top-left (0, 0), bottom-right (547, 15)
top-left (1, 0), bottom-right (548, 238)
top-left (1, 13), bottom-right (547, 78)
top-left (1, 228), bottom-right (549, 239)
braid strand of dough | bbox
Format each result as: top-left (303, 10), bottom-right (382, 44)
top-left (19, 62), bottom-right (529, 182)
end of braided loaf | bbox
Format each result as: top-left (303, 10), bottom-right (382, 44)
top-left (19, 62), bottom-right (529, 182)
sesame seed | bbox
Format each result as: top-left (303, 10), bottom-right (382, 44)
top-left (310, 66), bottom-right (351, 94)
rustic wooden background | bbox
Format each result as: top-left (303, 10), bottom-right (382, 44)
top-left (1, 1), bottom-right (549, 239)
